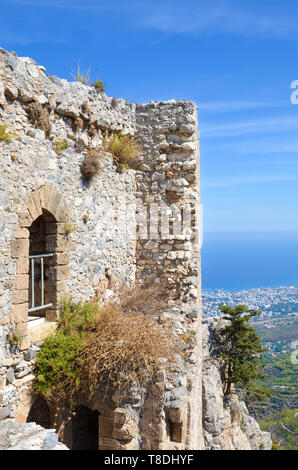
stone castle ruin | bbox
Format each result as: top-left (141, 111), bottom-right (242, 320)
top-left (0, 48), bottom-right (271, 451)
top-left (0, 48), bottom-right (203, 450)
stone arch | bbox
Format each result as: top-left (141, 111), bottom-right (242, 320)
top-left (10, 184), bottom-right (73, 349)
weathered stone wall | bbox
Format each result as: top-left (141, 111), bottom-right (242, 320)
top-left (0, 48), bottom-right (203, 450)
top-left (0, 420), bottom-right (68, 450)
top-left (0, 47), bottom-right (137, 359)
top-left (135, 101), bottom-right (200, 302)
top-left (134, 100), bottom-right (202, 448)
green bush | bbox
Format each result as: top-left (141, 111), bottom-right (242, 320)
top-left (53, 139), bottom-right (68, 155)
top-left (34, 294), bottom-right (178, 405)
top-left (93, 80), bottom-right (106, 93)
top-left (34, 331), bottom-right (83, 400)
top-left (0, 122), bottom-right (15, 142)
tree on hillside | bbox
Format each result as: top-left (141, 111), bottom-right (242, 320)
top-left (218, 305), bottom-right (271, 402)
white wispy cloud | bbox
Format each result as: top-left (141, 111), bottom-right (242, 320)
top-left (200, 116), bottom-right (298, 138)
top-left (198, 101), bottom-right (286, 113)
top-left (2, 1), bottom-right (298, 42)
top-left (0, 31), bottom-right (66, 46)
top-left (202, 175), bottom-right (298, 188)
top-left (202, 138), bottom-right (298, 157)
top-left (139, 1), bottom-right (298, 41)
top-left (0, 0), bottom-right (136, 11)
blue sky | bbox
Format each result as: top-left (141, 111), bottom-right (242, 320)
top-left (1, 0), bottom-right (298, 233)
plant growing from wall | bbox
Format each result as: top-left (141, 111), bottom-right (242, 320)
top-left (0, 122), bottom-right (15, 142)
top-left (34, 288), bottom-right (180, 406)
top-left (71, 61), bottom-right (106, 92)
top-left (80, 151), bottom-right (101, 181)
top-left (53, 139), bottom-right (68, 155)
top-left (92, 80), bottom-right (106, 93)
top-left (26, 102), bottom-right (52, 138)
top-left (7, 327), bottom-right (24, 347)
top-left (64, 223), bottom-right (75, 235)
top-left (103, 133), bottom-right (141, 171)
top-left (71, 61), bottom-right (91, 85)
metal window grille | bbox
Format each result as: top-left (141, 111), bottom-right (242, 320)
top-left (28, 253), bottom-right (53, 313)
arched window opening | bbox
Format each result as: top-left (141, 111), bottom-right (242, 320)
top-left (28, 210), bottom-right (57, 322)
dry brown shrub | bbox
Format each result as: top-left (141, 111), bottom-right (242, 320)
top-left (119, 284), bottom-right (169, 316)
top-left (103, 133), bottom-right (141, 171)
top-left (79, 305), bottom-right (178, 393)
top-left (26, 102), bottom-right (52, 138)
top-left (80, 151), bottom-right (100, 180)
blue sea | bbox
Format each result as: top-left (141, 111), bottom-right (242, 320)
top-left (201, 231), bottom-right (298, 291)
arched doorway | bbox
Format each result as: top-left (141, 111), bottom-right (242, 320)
top-left (63, 406), bottom-right (100, 450)
top-left (27, 397), bottom-right (51, 429)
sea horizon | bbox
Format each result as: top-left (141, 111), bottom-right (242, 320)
top-left (201, 230), bottom-right (298, 292)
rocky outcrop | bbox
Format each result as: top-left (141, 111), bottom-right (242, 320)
top-left (0, 420), bottom-right (68, 450)
top-left (202, 318), bottom-right (272, 450)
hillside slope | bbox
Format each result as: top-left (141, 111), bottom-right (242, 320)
top-left (202, 318), bottom-right (272, 450)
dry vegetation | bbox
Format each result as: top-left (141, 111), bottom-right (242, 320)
top-left (26, 102), bottom-right (52, 138)
top-left (34, 285), bottom-right (179, 405)
top-left (71, 61), bottom-right (106, 92)
top-left (0, 122), bottom-right (15, 142)
top-left (103, 133), bottom-right (141, 171)
top-left (119, 284), bottom-right (168, 315)
top-left (53, 139), bottom-right (68, 155)
top-left (80, 305), bottom-right (176, 394)
top-left (71, 61), bottom-right (91, 85)
top-left (80, 150), bottom-right (101, 180)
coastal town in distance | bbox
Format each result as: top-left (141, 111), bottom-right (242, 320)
top-left (202, 285), bottom-right (298, 354)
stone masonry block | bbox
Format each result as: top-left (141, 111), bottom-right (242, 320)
top-left (11, 239), bottom-right (29, 258)
top-left (55, 205), bottom-right (70, 223)
top-left (12, 290), bottom-right (28, 305)
top-left (32, 188), bottom-right (43, 217)
top-left (47, 265), bottom-right (69, 281)
top-left (46, 192), bottom-right (62, 218)
top-left (55, 252), bottom-right (70, 266)
top-left (14, 228), bottom-right (29, 239)
top-left (45, 290), bottom-right (65, 306)
top-left (16, 258), bottom-right (29, 274)
top-left (39, 184), bottom-right (50, 209)
top-left (55, 234), bottom-right (71, 252)
top-left (18, 210), bottom-right (33, 228)
top-left (25, 194), bottom-right (41, 221)
top-left (20, 336), bottom-right (31, 351)
top-left (16, 275), bottom-right (29, 290)
top-left (11, 303), bottom-right (28, 324)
